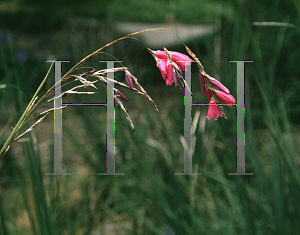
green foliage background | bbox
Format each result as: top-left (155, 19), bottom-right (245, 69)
top-left (0, 0), bottom-right (300, 234)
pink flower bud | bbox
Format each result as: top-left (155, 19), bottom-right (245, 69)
top-left (208, 77), bottom-right (230, 94)
top-left (117, 90), bottom-right (128, 102)
top-left (125, 71), bottom-right (133, 90)
top-left (214, 90), bottom-right (236, 107)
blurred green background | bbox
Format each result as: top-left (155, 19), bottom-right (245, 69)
top-left (0, 0), bottom-right (300, 234)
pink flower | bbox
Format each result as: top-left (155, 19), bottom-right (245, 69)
top-left (151, 50), bottom-right (193, 86)
top-left (205, 88), bottom-right (224, 120)
top-left (206, 98), bottom-right (223, 120)
top-left (152, 48), bottom-right (235, 121)
top-left (152, 50), bottom-right (192, 71)
top-left (204, 76), bottom-right (235, 119)
top-left (214, 90), bottom-right (236, 107)
top-left (169, 52), bottom-right (193, 71)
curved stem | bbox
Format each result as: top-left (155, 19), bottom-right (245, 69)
top-left (0, 27), bottom-right (185, 160)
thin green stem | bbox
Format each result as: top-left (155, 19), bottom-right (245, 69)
top-left (0, 63), bottom-right (54, 160)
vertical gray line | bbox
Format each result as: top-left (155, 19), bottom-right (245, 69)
top-left (184, 64), bottom-right (192, 174)
top-left (176, 63), bottom-right (201, 176)
top-left (46, 60), bottom-right (71, 176)
top-left (106, 61), bottom-right (115, 174)
top-left (236, 62), bottom-right (244, 174)
top-left (228, 61), bottom-right (253, 175)
top-left (54, 61), bottom-right (62, 174)
top-left (98, 61), bottom-right (123, 175)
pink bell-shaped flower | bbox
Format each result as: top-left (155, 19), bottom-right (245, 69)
top-left (206, 97), bottom-right (223, 120)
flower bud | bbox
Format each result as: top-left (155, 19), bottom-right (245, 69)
top-left (214, 90), bottom-right (235, 106)
top-left (208, 77), bottom-right (230, 94)
top-left (125, 71), bottom-right (133, 90)
top-left (117, 90), bottom-right (128, 102)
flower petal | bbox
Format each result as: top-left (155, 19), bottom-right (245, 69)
top-left (208, 77), bottom-right (230, 94)
top-left (156, 58), bottom-right (168, 80)
top-left (152, 50), bottom-right (168, 60)
top-left (166, 61), bottom-right (174, 86)
top-left (171, 52), bottom-right (193, 62)
top-left (170, 52), bottom-right (193, 71)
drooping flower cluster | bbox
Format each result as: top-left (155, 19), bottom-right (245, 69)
top-left (199, 73), bottom-right (236, 120)
top-left (149, 48), bottom-right (192, 87)
top-left (150, 46), bottom-right (236, 120)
